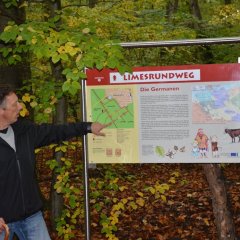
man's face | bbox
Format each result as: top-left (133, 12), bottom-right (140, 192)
top-left (0, 93), bottom-right (22, 125)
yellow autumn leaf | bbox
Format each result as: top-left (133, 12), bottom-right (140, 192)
top-left (67, 18), bottom-right (76, 27)
top-left (49, 143), bottom-right (57, 149)
top-left (60, 146), bottom-right (67, 152)
top-left (127, 196), bottom-right (134, 201)
top-left (31, 37), bottom-right (37, 45)
top-left (27, 26), bottom-right (36, 33)
top-left (82, 28), bottom-right (90, 34)
top-left (106, 233), bottom-right (118, 240)
top-left (57, 46), bottom-right (65, 54)
top-left (57, 175), bottom-right (63, 181)
top-left (121, 198), bottom-right (128, 204)
top-left (76, 53), bottom-right (82, 62)
top-left (110, 215), bottom-right (119, 225)
top-left (55, 146), bottom-right (61, 152)
top-left (19, 103), bottom-right (29, 117)
top-left (50, 97), bottom-right (57, 105)
top-left (66, 42), bottom-right (76, 47)
top-left (137, 191), bottom-right (144, 197)
top-left (34, 148), bottom-right (41, 154)
top-left (161, 195), bottom-right (167, 202)
top-left (16, 35), bottom-right (23, 42)
top-left (136, 197), bottom-right (145, 207)
top-left (19, 1), bottom-right (28, 8)
top-left (171, 171), bottom-right (180, 177)
top-left (111, 178), bottom-right (119, 184)
top-left (119, 186), bottom-right (128, 192)
top-left (66, 211), bottom-right (71, 217)
top-left (204, 218), bottom-right (210, 226)
top-left (65, 45), bottom-right (73, 52)
top-left (128, 201), bottom-right (138, 210)
top-left (56, 186), bottom-right (62, 193)
top-left (30, 101), bottom-right (38, 108)
top-left (22, 94), bottom-right (31, 102)
top-left (44, 107), bottom-right (52, 114)
top-left (112, 202), bottom-right (124, 211)
top-left (148, 187), bottom-right (156, 194)
top-left (4, 26), bottom-right (12, 32)
top-left (169, 177), bottom-right (176, 184)
top-left (118, 202), bottom-right (125, 210)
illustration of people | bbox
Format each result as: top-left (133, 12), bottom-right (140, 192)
top-left (210, 135), bottom-right (219, 158)
top-left (195, 128), bottom-right (209, 158)
top-left (191, 140), bottom-right (199, 157)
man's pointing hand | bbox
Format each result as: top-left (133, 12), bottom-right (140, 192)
top-left (91, 122), bottom-right (111, 136)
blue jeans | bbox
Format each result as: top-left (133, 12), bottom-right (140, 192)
top-left (0, 211), bottom-right (51, 240)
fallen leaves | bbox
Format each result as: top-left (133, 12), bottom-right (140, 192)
top-left (37, 157), bottom-right (240, 240)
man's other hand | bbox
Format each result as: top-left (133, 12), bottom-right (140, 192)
top-left (0, 218), bottom-right (6, 233)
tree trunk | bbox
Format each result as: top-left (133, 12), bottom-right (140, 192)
top-left (166, 0), bottom-right (179, 20)
top-left (225, 0), bottom-right (232, 4)
top-left (202, 164), bottom-right (236, 240)
top-left (89, 0), bottom-right (97, 8)
top-left (46, 0), bottom-right (66, 230)
top-left (51, 96), bottom-right (66, 228)
top-left (50, 62), bottom-right (66, 230)
top-left (189, 0), bottom-right (202, 20)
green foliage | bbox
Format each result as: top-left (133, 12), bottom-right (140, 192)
top-left (0, 14), bottom-right (129, 102)
top-left (2, 0), bottom-right (19, 8)
top-left (46, 141), bottom-right (84, 240)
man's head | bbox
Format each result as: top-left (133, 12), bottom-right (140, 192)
top-left (0, 86), bottom-right (22, 127)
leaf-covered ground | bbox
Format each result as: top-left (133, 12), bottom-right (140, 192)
top-left (38, 163), bottom-right (240, 240)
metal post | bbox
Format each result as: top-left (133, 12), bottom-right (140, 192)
top-left (119, 37), bottom-right (240, 48)
top-left (81, 79), bottom-right (91, 240)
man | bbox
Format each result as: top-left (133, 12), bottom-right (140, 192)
top-left (0, 86), bottom-right (108, 240)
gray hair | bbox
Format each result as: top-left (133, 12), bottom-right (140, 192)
top-left (0, 85), bottom-right (14, 108)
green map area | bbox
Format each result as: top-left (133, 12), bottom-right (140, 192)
top-left (90, 88), bottom-right (134, 128)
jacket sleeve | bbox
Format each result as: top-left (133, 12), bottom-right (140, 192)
top-left (29, 122), bottom-right (92, 148)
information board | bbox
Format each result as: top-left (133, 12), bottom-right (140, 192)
top-left (86, 63), bottom-right (240, 163)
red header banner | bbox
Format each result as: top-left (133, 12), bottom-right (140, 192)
top-left (86, 63), bottom-right (240, 86)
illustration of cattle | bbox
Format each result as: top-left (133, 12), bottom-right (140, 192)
top-left (225, 128), bottom-right (240, 143)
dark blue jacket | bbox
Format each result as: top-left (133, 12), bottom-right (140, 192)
top-left (0, 120), bottom-right (89, 223)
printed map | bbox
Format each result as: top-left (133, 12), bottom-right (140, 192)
top-left (192, 83), bottom-right (240, 123)
top-left (90, 88), bottom-right (134, 128)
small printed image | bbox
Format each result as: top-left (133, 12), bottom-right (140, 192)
top-left (210, 135), bottom-right (219, 158)
top-left (106, 148), bottom-right (113, 157)
top-left (192, 83), bottom-right (240, 124)
top-left (115, 148), bottom-right (122, 157)
top-left (194, 128), bottom-right (209, 158)
top-left (164, 145), bottom-right (186, 159)
top-left (192, 133), bottom-right (220, 159)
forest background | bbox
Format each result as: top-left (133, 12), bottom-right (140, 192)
top-left (1, 0), bottom-right (240, 239)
